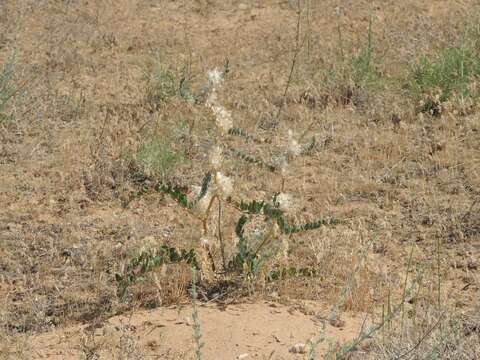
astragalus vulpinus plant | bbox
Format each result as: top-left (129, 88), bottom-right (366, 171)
top-left (115, 64), bottom-right (338, 298)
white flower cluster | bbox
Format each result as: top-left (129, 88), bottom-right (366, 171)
top-left (209, 145), bottom-right (223, 170)
top-left (191, 171), bottom-right (233, 217)
top-left (215, 171), bottom-right (234, 197)
top-left (200, 236), bottom-right (210, 247)
top-left (207, 68), bottom-right (224, 90)
top-left (191, 185), bottom-right (212, 215)
top-left (194, 68), bottom-right (236, 249)
top-left (287, 129), bottom-right (302, 156)
top-left (276, 192), bottom-right (293, 212)
top-left (280, 128), bottom-right (303, 178)
top-left (205, 90), bottom-right (218, 108)
top-left (211, 105), bottom-right (233, 134)
top-left (205, 68), bottom-right (233, 134)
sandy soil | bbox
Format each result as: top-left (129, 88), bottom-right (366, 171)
top-left (1, 0), bottom-right (479, 359)
top-left (30, 302), bottom-right (363, 359)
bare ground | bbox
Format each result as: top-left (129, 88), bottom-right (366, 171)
top-left (1, 0), bottom-right (479, 359)
top-left (29, 302), bottom-right (363, 359)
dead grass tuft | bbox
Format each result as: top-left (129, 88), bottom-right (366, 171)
top-left (0, 0), bottom-right (479, 358)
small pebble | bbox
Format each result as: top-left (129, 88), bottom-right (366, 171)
top-left (237, 354), bottom-right (249, 359)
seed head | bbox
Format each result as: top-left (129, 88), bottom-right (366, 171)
top-left (279, 155), bottom-right (289, 177)
top-left (191, 185), bottom-right (202, 198)
top-left (205, 91), bottom-right (218, 108)
top-left (287, 129), bottom-right (302, 156)
top-left (276, 192), bottom-right (293, 212)
top-left (209, 145), bottom-right (223, 170)
top-left (215, 171), bottom-right (234, 197)
top-left (207, 68), bottom-right (224, 89)
top-left (211, 105), bottom-right (233, 134)
top-left (195, 188), bottom-right (213, 215)
top-left (200, 236), bottom-right (211, 247)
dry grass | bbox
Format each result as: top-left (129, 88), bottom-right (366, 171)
top-left (1, 0), bottom-right (479, 358)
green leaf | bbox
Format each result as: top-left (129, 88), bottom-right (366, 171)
top-left (197, 172), bottom-right (212, 201)
top-left (279, 217), bottom-right (341, 234)
top-left (117, 244), bottom-right (200, 300)
top-left (155, 182), bottom-right (191, 208)
top-left (235, 215), bottom-right (249, 239)
top-left (228, 146), bottom-right (277, 172)
top-left (268, 266), bottom-right (322, 280)
top-left (228, 127), bottom-right (252, 142)
top-left (301, 136), bottom-right (316, 155)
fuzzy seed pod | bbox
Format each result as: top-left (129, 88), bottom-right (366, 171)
top-left (215, 171), bottom-right (234, 197)
top-left (209, 145), bottom-right (223, 170)
top-left (276, 192), bottom-right (293, 212)
top-left (207, 68), bottom-right (224, 89)
top-left (287, 129), bottom-right (302, 156)
top-left (211, 105), bottom-right (233, 134)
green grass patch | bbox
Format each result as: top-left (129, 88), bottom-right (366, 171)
top-left (320, 13), bottom-right (381, 107)
top-left (136, 135), bottom-right (179, 180)
top-left (143, 53), bottom-right (178, 108)
top-left (143, 52), bottom-right (200, 108)
top-left (411, 23), bottom-right (480, 114)
top-left (349, 14), bottom-right (376, 90)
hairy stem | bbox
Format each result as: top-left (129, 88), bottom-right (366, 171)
top-left (202, 194), bottom-right (218, 234)
top-left (217, 198), bottom-right (227, 270)
top-left (254, 221), bottom-right (276, 256)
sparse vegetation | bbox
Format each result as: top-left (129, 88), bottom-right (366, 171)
top-left (144, 53), bottom-right (179, 109)
top-left (117, 68), bottom-right (337, 298)
top-left (0, 50), bottom-right (17, 121)
top-left (1, 1), bottom-right (479, 359)
top-left (347, 14), bottom-right (377, 91)
top-left (135, 135), bottom-right (180, 181)
top-left (319, 12), bottom-right (380, 107)
top-left (411, 22), bottom-right (480, 115)
top-left (190, 268), bottom-right (204, 360)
